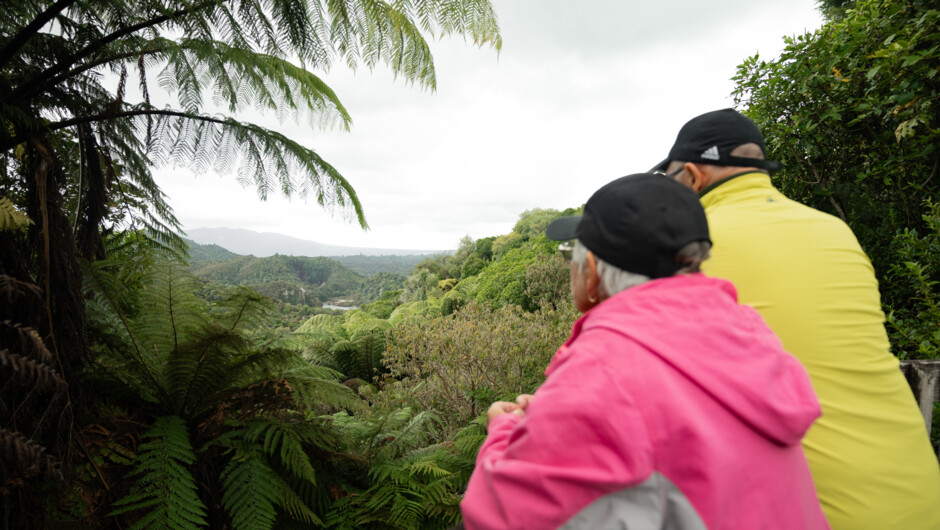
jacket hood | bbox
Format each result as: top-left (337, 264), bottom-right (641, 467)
top-left (572, 274), bottom-right (820, 446)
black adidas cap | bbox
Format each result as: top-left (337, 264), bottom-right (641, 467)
top-left (652, 108), bottom-right (781, 174)
top-left (545, 173), bottom-right (711, 279)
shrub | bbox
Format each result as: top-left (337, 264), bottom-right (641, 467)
top-left (384, 301), bottom-right (578, 436)
top-left (886, 199), bottom-right (940, 359)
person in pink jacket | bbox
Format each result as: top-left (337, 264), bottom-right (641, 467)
top-left (459, 173), bottom-right (828, 530)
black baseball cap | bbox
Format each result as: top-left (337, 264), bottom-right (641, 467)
top-left (545, 173), bottom-right (711, 279)
top-left (652, 108), bottom-right (781, 174)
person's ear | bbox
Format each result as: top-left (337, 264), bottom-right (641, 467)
top-left (684, 162), bottom-right (708, 192)
top-left (586, 251), bottom-right (600, 304)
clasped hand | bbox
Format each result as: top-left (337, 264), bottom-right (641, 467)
top-left (485, 394), bottom-right (534, 431)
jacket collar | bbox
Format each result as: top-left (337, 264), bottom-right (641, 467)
top-left (699, 171), bottom-right (774, 209)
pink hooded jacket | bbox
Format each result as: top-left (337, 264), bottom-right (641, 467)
top-left (461, 274), bottom-right (828, 529)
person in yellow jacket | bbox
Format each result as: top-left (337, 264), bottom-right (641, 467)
top-left (655, 108), bottom-right (940, 529)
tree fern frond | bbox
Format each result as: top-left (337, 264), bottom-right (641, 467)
top-left (296, 313), bottom-right (347, 337)
top-left (0, 427), bottom-right (62, 483)
top-left (389, 492), bottom-right (424, 529)
top-left (110, 415), bottom-right (207, 529)
top-left (284, 371), bottom-right (369, 414)
top-left (0, 196), bottom-right (32, 232)
top-left (0, 349), bottom-right (67, 394)
top-left (167, 327), bottom-right (248, 416)
top-left (275, 475), bottom-right (324, 525)
top-left (134, 253), bottom-right (206, 356)
top-left (212, 285), bottom-right (277, 332)
top-left (42, 106), bottom-right (368, 227)
top-left (220, 446), bottom-right (282, 530)
top-left (1, 320), bottom-right (53, 364)
top-left (243, 420), bottom-right (319, 485)
top-left (343, 310), bottom-right (390, 337)
top-left (402, 459), bottom-right (451, 480)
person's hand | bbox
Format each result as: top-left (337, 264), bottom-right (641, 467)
top-left (485, 401), bottom-right (523, 430)
top-left (515, 394), bottom-right (534, 410)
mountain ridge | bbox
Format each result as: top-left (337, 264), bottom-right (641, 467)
top-left (184, 227), bottom-right (450, 257)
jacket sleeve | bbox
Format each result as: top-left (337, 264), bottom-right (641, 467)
top-left (460, 341), bottom-right (654, 530)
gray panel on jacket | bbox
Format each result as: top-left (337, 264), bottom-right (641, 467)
top-left (558, 472), bottom-right (707, 530)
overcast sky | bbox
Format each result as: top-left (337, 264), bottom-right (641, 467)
top-left (155, 0), bottom-right (825, 252)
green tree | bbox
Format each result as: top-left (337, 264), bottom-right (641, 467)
top-left (732, 0), bottom-right (939, 355)
top-left (886, 200), bottom-right (940, 358)
top-left (84, 251), bottom-right (364, 528)
top-left (474, 237), bottom-right (556, 309)
top-left (0, 1), bottom-right (501, 523)
top-left (512, 208), bottom-right (564, 241)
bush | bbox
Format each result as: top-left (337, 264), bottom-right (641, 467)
top-left (383, 301), bottom-right (578, 436)
top-left (886, 200), bottom-right (940, 359)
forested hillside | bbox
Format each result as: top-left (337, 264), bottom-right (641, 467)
top-left (2, 0), bottom-right (937, 528)
top-left (184, 240), bottom-right (425, 327)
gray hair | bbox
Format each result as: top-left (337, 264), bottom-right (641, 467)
top-left (571, 239), bottom-right (711, 299)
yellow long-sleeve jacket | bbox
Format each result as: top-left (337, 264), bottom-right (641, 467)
top-left (699, 171), bottom-right (940, 530)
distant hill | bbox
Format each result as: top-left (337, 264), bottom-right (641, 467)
top-left (190, 253), bottom-right (405, 308)
top-left (185, 227), bottom-right (448, 257)
top-left (184, 238), bottom-right (239, 262)
top-left (184, 237), bottom-right (434, 277)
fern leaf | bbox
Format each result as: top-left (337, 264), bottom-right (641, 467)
top-left (220, 446), bottom-right (282, 530)
top-left (110, 416), bottom-right (207, 529)
top-left (0, 196), bottom-right (31, 232)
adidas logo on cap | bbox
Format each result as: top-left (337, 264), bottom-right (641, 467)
top-left (701, 146), bottom-right (720, 160)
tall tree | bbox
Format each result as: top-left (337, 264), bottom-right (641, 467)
top-left (732, 0), bottom-right (938, 355)
top-left (0, 1), bottom-right (500, 524)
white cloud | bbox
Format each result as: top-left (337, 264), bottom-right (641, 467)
top-left (155, 0), bottom-right (824, 251)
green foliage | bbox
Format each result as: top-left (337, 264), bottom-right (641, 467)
top-left (0, 196), bottom-right (30, 232)
top-left (440, 290), bottom-right (467, 316)
top-left (474, 237), bottom-right (496, 261)
top-left (111, 416), bottom-right (207, 529)
top-left (474, 237), bottom-right (557, 309)
top-left (361, 289), bottom-right (405, 319)
top-left (460, 254), bottom-right (486, 278)
top-left (184, 239), bottom-right (240, 262)
top-left (84, 248), bottom-right (363, 526)
top-left (358, 272), bottom-right (408, 302)
top-left (732, 0), bottom-right (940, 347)
top-left (490, 232), bottom-right (524, 260)
top-left (401, 267), bottom-right (443, 302)
top-left (326, 408), bottom-right (484, 529)
top-left (190, 253), bottom-right (405, 328)
top-left (333, 254), bottom-right (434, 277)
top-left (3, 0), bottom-right (503, 526)
top-left (886, 200), bottom-right (940, 358)
top-left (524, 254), bottom-right (572, 310)
top-left (388, 299), bottom-right (443, 327)
top-left (215, 418), bottom-right (344, 529)
top-left (220, 445), bottom-right (286, 530)
top-left (384, 301), bottom-right (577, 436)
top-left (512, 208), bottom-right (564, 241)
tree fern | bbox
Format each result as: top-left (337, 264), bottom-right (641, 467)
top-left (3, 0), bottom-right (501, 525)
top-left (110, 415), bottom-right (208, 529)
top-left (83, 244), bottom-right (369, 526)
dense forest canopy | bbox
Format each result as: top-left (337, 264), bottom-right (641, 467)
top-left (1, 0), bottom-right (938, 528)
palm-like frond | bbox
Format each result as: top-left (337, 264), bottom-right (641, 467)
top-left (2, 0), bottom-right (502, 246)
top-left (110, 415), bottom-right (208, 529)
top-left (220, 445), bottom-right (292, 530)
top-left (325, 407), bottom-right (483, 529)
